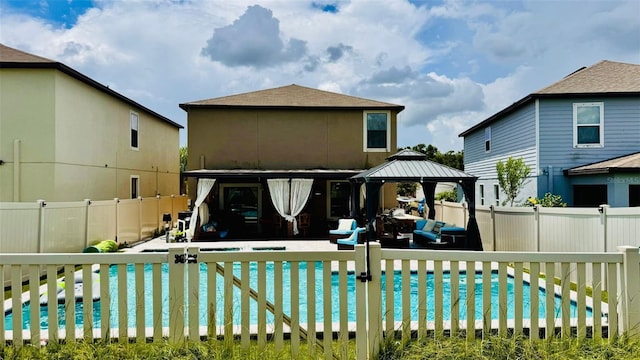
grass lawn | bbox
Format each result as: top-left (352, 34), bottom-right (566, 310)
top-left (1, 336), bottom-right (639, 359)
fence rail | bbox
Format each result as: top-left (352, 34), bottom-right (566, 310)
top-left (2, 245), bottom-right (639, 359)
top-left (0, 195), bottom-right (189, 253)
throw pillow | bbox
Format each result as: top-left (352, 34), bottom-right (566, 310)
top-left (337, 219), bottom-right (354, 231)
top-left (422, 219), bottom-right (437, 232)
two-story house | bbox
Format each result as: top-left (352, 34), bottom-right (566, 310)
top-left (460, 60), bottom-right (640, 207)
top-left (180, 84), bottom-right (404, 238)
top-left (0, 44), bottom-right (183, 202)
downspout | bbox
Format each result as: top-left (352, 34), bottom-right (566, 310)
top-left (13, 139), bottom-right (20, 201)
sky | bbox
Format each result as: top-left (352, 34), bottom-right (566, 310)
top-left (1, 0), bottom-right (639, 151)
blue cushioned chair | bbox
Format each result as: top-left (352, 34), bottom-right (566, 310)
top-left (337, 227), bottom-right (366, 250)
top-left (329, 218), bottom-right (358, 243)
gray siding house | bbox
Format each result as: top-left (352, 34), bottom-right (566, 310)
top-left (460, 60), bottom-right (640, 207)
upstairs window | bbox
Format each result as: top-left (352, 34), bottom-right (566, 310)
top-left (130, 111), bottom-right (139, 149)
top-left (573, 102), bottom-right (604, 147)
top-left (485, 127), bottom-right (491, 152)
top-left (364, 111), bottom-right (390, 151)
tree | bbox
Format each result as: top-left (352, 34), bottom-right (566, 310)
top-left (496, 157), bottom-right (531, 206)
top-left (179, 146), bottom-right (188, 172)
top-left (179, 146), bottom-right (188, 194)
top-left (403, 144), bottom-right (464, 170)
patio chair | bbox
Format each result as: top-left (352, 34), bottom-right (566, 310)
top-left (297, 212), bottom-right (311, 237)
top-left (337, 227), bottom-right (366, 250)
top-left (329, 218), bottom-right (358, 243)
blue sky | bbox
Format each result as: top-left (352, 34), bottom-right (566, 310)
top-left (1, 0), bottom-right (639, 151)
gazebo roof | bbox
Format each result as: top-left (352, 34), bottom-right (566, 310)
top-left (351, 149), bottom-right (477, 182)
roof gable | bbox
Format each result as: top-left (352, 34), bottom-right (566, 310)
top-left (179, 84), bottom-right (405, 111)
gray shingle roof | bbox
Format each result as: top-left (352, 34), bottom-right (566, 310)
top-left (566, 152), bottom-right (640, 175)
top-left (535, 61), bottom-right (640, 94)
top-left (0, 43), bottom-right (55, 63)
top-left (179, 84), bottom-right (405, 111)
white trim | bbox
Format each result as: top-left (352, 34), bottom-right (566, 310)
top-left (573, 102), bottom-right (604, 148)
top-left (130, 175), bottom-right (140, 199)
top-left (362, 110), bottom-right (391, 152)
top-left (130, 111), bottom-right (139, 150)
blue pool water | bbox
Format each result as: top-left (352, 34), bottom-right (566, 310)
top-left (5, 262), bottom-right (593, 331)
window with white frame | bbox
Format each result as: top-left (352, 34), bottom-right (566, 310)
top-left (131, 176), bottom-right (139, 199)
top-left (130, 111), bottom-right (139, 149)
top-left (573, 102), bottom-right (604, 147)
top-left (363, 111), bottom-right (390, 151)
top-left (493, 184), bottom-right (500, 206)
top-left (479, 184), bottom-right (485, 206)
top-left (485, 127), bottom-right (491, 152)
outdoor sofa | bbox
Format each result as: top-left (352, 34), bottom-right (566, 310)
top-left (413, 219), bottom-right (466, 247)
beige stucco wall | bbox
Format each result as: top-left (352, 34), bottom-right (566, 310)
top-left (187, 108), bottom-right (397, 170)
top-left (0, 68), bottom-right (180, 202)
top-left (186, 106), bottom-right (398, 208)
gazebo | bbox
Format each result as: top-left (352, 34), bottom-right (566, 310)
top-left (350, 149), bottom-right (483, 251)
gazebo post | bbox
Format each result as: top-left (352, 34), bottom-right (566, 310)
top-left (365, 182), bottom-right (382, 242)
top-left (349, 182), bottom-right (360, 221)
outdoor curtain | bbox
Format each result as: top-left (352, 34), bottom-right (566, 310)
top-left (187, 178), bottom-right (216, 241)
top-left (267, 178), bottom-right (313, 235)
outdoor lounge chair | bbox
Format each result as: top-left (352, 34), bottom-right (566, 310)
top-left (337, 227), bottom-right (366, 250)
top-left (329, 218), bottom-right (358, 243)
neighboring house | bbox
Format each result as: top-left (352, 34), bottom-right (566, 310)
top-left (460, 60), bottom-right (640, 207)
top-left (0, 44), bottom-right (183, 202)
top-left (180, 84), bottom-right (404, 237)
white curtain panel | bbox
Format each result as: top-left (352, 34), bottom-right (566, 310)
top-left (289, 179), bottom-right (314, 235)
top-left (267, 178), bottom-right (290, 219)
top-left (187, 178), bottom-right (216, 241)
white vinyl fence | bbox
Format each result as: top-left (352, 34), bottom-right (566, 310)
top-left (430, 201), bottom-right (640, 253)
top-left (2, 245), bottom-right (639, 359)
top-left (0, 195), bottom-right (189, 254)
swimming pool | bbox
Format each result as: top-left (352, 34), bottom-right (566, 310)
top-left (4, 261), bottom-right (593, 331)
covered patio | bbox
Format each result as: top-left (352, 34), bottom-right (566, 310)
top-left (181, 169), bottom-right (364, 241)
top-left (350, 149), bottom-right (483, 251)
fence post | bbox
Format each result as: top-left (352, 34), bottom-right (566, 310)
top-left (490, 205), bottom-right (496, 251)
top-left (138, 197), bottom-right (143, 242)
top-left (364, 242), bottom-right (382, 359)
top-left (600, 205), bottom-right (610, 252)
top-left (83, 199), bottom-right (91, 249)
top-left (619, 246), bottom-right (640, 337)
top-left (534, 205), bottom-right (541, 252)
top-left (114, 198), bottom-right (120, 243)
top-left (168, 247), bottom-right (186, 343)
top-left (37, 200), bottom-right (45, 253)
